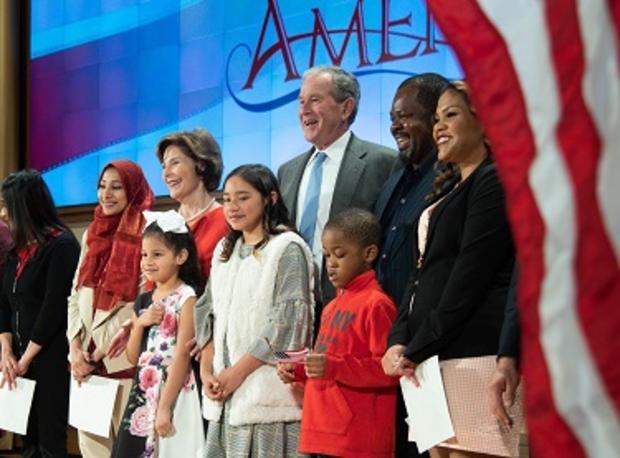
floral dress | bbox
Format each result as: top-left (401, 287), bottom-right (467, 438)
top-left (113, 284), bottom-right (203, 458)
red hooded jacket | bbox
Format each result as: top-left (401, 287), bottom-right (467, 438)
top-left (299, 270), bottom-right (398, 457)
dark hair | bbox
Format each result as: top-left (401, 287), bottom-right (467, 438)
top-left (397, 73), bottom-right (450, 123)
top-left (427, 161), bottom-right (461, 202)
top-left (142, 223), bottom-right (205, 296)
top-left (304, 66), bottom-right (360, 125)
top-left (220, 164), bottom-right (293, 262)
top-left (1, 169), bottom-right (71, 250)
top-left (426, 81), bottom-right (487, 202)
top-left (394, 73), bottom-right (450, 165)
top-left (324, 208), bottom-right (381, 249)
top-left (156, 129), bottom-right (223, 192)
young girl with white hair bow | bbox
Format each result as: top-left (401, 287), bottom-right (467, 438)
top-left (112, 210), bottom-right (205, 458)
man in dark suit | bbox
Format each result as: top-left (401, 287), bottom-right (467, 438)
top-left (375, 73), bottom-right (448, 306)
top-left (487, 267), bottom-right (521, 429)
top-left (278, 66), bottom-right (395, 310)
top-left (374, 73), bottom-right (448, 458)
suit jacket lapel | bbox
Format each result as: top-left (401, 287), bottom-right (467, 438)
top-left (330, 134), bottom-right (366, 218)
top-left (425, 190), bottom-right (452, 251)
top-left (375, 165), bottom-right (405, 219)
top-left (402, 159), bottom-right (435, 224)
top-left (425, 159), bottom-right (484, 250)
top-left (92, 307), bottom-right (113, 330)
top-left (283, 149), bottom-right (313, 222)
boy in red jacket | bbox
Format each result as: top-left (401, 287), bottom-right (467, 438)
top-left (278, 208), bottom-right (398, 458)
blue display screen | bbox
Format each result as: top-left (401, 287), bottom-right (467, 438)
top-left (30, 0), bottom-right (462, 206)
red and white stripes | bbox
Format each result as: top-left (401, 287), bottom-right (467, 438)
top-left (428, 1), bottom-right (620, 456)
top-left (576, 0), bottom-right (620, 263)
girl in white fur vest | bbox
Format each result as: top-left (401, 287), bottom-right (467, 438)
top-left (194, 164), bottom-right (314, 457)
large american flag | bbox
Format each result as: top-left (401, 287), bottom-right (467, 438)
top-left (427, 1), bottom-right (620, 456)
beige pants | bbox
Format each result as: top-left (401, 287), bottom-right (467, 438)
top-left (430, 433), bottom-right (530, 458)
top-left (430, 447), bottom-right (499, 458)
top-left (77, 378), bottom-right (132, 458)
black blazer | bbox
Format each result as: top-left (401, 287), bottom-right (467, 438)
top-left (374, 157), bottom-right (435, 306)
top-left (0, 231), bottom-right (80, 362)
top-left (388, 160), bottom-right (514, 363)
top-left (278, 133), bottom-right (396, 304)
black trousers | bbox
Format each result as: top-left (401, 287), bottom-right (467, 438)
top-left (21, 359), bottom-right (69, 458)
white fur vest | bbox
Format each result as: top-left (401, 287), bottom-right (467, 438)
top-left (202, 231), bottom-right (314, 426)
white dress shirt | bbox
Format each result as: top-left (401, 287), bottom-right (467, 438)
top-left (296, 130), bottom-right (351, 273)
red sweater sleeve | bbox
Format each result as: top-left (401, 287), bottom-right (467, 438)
top-left (325, 297), bottom-right (398, 388)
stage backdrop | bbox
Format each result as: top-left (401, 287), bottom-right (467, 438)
top-left (30, 0), bottom-right (462, 206)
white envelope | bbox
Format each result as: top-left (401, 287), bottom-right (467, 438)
top-left (400, 356), bottom-right (455, 452)
top-left (0, 376), bottom-right (36, 435)
top-left (69, 376), bottom-right (119, 438)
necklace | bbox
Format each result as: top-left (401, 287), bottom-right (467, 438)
top-left (182, 196), bottom-right (216, 223)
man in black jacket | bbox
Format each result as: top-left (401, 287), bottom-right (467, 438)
top-left (374, 73), bottom-right (448, 458)
top-left (375, 73), bottom-right (448, 306)
top-left (487, 268), bottom-right (521, 429)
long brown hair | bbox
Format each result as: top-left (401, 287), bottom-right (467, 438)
top-left (219, 164), bottom-right (293, 262)
top-left (1, 170), bottom-right (71, 250)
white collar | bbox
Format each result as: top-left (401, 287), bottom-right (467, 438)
top-left (310, 130), bottom-right (351, 163)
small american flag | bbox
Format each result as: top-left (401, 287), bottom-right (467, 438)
top-left (264, 337), bottom-right (309, 362)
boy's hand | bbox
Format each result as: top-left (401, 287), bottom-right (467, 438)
top-left (276, 362), bottom-right (296, 384)
top-left (137, 304), bottom-right (165, 328)
top-left (155, 406), bottom-right (174, 438)
top-left (305, 353), bottom-right (327, 379)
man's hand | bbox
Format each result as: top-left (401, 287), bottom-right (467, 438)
top-left (487, 356), bottom-right (520, 429)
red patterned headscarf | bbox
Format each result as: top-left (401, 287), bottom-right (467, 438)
top-left (78, 160), bottom-right (155, 311)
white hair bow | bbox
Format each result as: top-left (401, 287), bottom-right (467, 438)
top-left (143, 210), bottom-right (189, 234)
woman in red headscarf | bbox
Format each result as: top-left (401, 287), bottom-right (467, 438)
top-left (67, 160), bottom-right (154, 458)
